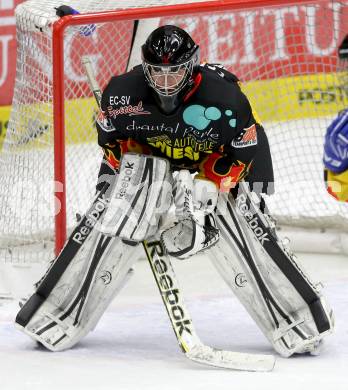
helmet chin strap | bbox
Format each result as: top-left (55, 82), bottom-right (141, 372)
top-left (152, 78), bottom-right (195, 115)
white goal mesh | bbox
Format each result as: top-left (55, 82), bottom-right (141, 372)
top-left (1, 0), bottom-right (348, 297)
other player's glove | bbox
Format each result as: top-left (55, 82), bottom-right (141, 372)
top-left (323, 109), bottom-right (348, 173)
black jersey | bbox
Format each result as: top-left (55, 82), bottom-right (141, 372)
top-left (97, 63), bottom-right (265, 190)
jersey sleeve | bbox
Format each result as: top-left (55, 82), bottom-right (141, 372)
top-left (197, 86), bottom-right (261, 192)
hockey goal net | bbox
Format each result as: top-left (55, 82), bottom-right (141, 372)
top-left (1, 0), bottom-right (348, 298)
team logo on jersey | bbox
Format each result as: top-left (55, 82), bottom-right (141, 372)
top-left (106, 101), bottom-right (151, 119)
top-left (97, 111), bottom-right (115, 133)
top-left (231, 124), bottom-right (257, 148)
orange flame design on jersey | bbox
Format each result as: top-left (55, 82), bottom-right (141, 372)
top-left (199, 152), bottom-right (251, 192)
top-left (121, 139), bottom-right (152, 156)
top-left (104, 139), bottom-right (153, 169)
top-left (104, 148), bottom-right (119, 169)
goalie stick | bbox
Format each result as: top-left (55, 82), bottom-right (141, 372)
top-left (143, 240), bottom-right (275, 371)
top-left (82, 56), bottom-right (275, 372)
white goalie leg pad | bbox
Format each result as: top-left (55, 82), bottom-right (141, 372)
top-left (207, 184), bottom-right (334, 357)
top-left (99, 153), bottom-right (173, 241)
top-left (17, 231), bottom-right (140, 351)
top-left (161, 171), bottom-right (219, 259)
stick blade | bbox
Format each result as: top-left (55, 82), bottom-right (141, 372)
top-left (186, 345), bottom-right (275, 372)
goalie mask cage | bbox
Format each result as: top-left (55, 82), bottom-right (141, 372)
top-left (1, 0), bottom-right (348, 298)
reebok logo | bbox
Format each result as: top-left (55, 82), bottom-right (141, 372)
top-left (148, 241), bottom-right (192, 336)
top-left (116, 161), bottom-right (135, 199)
top-left (236, 194), bottom-right (269, 245)
top-left (72, 194), bottom-right (109, 245)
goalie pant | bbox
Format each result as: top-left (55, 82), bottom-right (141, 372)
top-left (207, 181), bottom-right (334, 357)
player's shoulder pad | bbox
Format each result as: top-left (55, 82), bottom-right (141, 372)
top-left (199, 63), bottom-right (251, 115)
top-left (200, 63), bottom-right (240, 84)
top-left (101, 65), bottom-right (148, 110)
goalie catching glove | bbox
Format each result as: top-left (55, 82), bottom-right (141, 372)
top-left (161, 170), bottom-right (219, 259)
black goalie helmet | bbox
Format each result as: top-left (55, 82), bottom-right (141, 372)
top-left (141, 25), bottom-right (200, 112)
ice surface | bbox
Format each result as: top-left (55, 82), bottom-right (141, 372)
top-left (0, 252), bottom-right (347, 390)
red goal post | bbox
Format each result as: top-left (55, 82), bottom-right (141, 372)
top-left (1, 0), bottom-right (348, 299)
